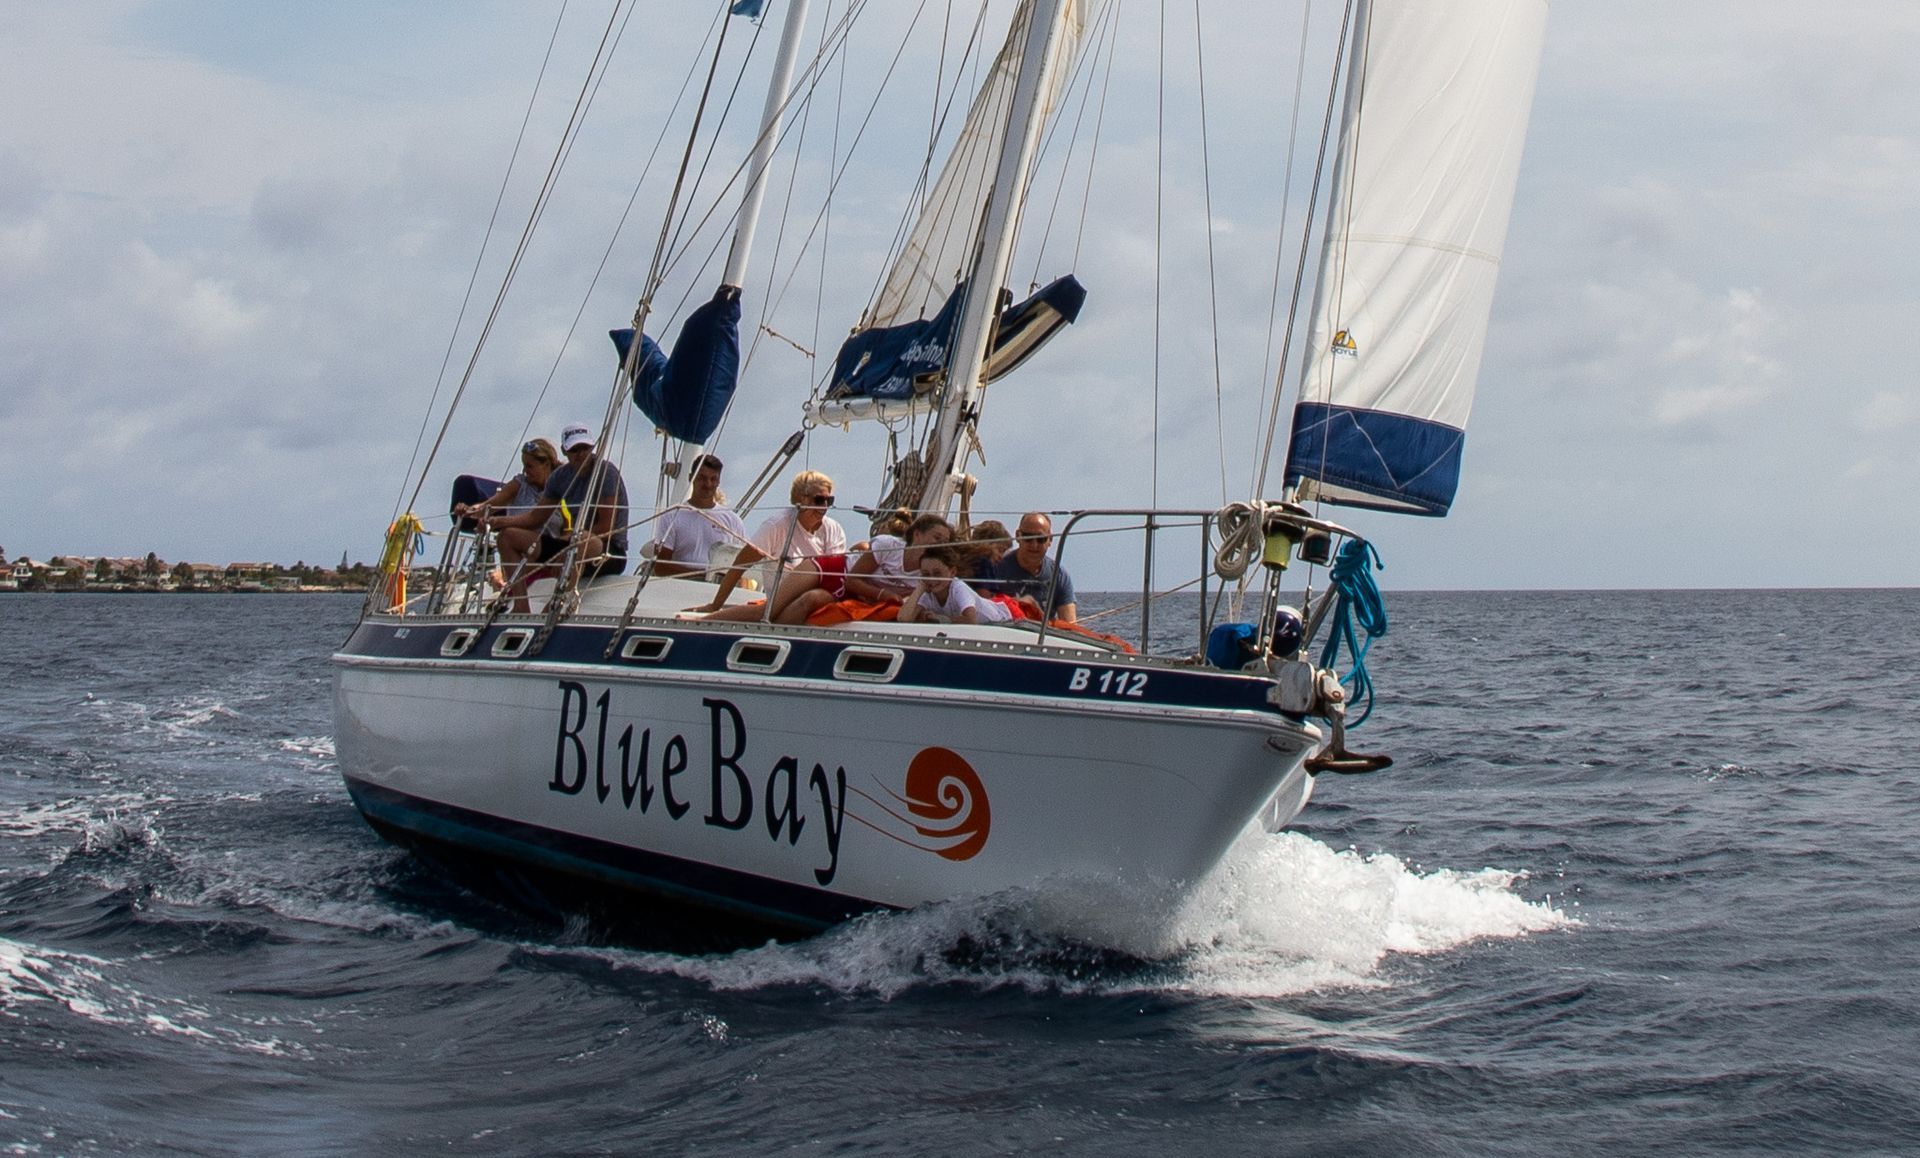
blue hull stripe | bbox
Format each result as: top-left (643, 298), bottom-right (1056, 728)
top-left (337, 622), bottom-right (1292, 717)
top-left (345, 778), bottom-right (888, 932)
top-left (1284, 401), bottom-right (1465, 516)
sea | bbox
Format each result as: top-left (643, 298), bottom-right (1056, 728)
top-left (1, 589), bottom-right (1916, 1155)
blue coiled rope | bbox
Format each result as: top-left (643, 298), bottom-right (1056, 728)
top-left (1318, 538), bottom-right (1387, 726)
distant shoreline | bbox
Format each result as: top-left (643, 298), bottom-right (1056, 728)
top-left (0, 587), bottom-right (365, 595)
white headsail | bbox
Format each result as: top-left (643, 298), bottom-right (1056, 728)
top-left (1284, 0), bottom-right (1549, 516)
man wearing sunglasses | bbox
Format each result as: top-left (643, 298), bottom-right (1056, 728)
top-left (991, 511), bottom-right (1077, 623)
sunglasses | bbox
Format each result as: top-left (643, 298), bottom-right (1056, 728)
top-left (1018, 532), bottom-right (1052, 544)
top-left (804, 494), bottom-right (834, 507)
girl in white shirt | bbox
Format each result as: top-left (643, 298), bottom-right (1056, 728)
top-left (898, 546), bottom-right (1013, 625)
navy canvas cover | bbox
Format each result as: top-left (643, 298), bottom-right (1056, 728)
top-left (610, 285), bottom-right (742, 445)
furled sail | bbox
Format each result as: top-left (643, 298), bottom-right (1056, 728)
top-left (1283, 0), bottom-right (1548, 517)
top-left (809, 0), bottom-right (1088, 423)
top-left (610, 285), bottom-right (741, 446)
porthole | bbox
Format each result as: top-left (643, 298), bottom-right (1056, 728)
top-left (492, 628), bottom-right (534, 659)
top-left (440, 628), bottom-right (479, 658)
top-left (833, 647), bottom-right (903, 683)
top-left (725, 638), bottom-right (790, 673)
top-left (620, 635), bottom-right (674, 662)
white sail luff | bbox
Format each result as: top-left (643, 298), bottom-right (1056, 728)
top-left (922, 0), bottom-right (1075, 514)
top-left (1285, 0), bottom-right (1549, 516)
top-left (868, 0), bottom-right (1087, 331)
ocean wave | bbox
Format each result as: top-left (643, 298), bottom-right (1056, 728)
top-left (0, 934), bottom-right (306, 1058)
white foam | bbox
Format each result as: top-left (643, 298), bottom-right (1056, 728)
top-left (570, 830), bottom-right (1575, 1000)
top-left (1149, 831), bottom-right (1576, 998)
top-left (0, 935), bottom-right (308, 1058)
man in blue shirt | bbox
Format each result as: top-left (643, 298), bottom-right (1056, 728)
top-left (990, 511), bottom-right (1076, 622)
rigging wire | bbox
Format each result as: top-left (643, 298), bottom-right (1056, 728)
top-left (518, 3), bottom-right (730, 443)
top-left (1253, 0), bottom-right (1313, 492)
top-left (1250, 0), bottom-right (1358, 500)
top-left (662, 15), bottom-right (771, 279)
top-left (1069, 0), bottom-right (1122, 272)
top-left (1027, 0), bottom-right (1118, 289)
top-left (1190, 0), bottom-right (1228, 504)
top-left (1303, 0), bottom-right (1371, 498)
top-left (862, 1), bottom-right (991, 326)
top-left (401, 0), bottom-right (635, 519)
top-left (1151, 0), bottom-right (1164, 509)
top-left (389, 0), bottom-right (573, 525)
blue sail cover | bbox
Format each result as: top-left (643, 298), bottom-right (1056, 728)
top-left (829, 283), bottom-right (966, 402)
top-left (1285, 403), bottom-right (1464, 517)
top-left (828, 275), bottom-right (1085, 402)
top-left (610, 286), bottom-right (741, 445)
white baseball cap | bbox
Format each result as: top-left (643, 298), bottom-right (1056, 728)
top-left (560, 423), bottom-right (594, 451)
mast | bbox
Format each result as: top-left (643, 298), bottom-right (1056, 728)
top-left (919, 0), bottom-right (1073, 516)
top-left (723, 0), bottom-right (814, 291)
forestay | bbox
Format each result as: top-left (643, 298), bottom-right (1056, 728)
top-left (1284, 0), bottom-right (1548, 517)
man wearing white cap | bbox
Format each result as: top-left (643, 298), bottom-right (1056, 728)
top-left (494, 422), bottom-right (629, 605)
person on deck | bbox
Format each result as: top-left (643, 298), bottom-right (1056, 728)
top-left (452, 437), bottom-right (560, 588)
top-left (898, 545), bottom-right (1012, 625)
top-left (699, 470), bottom-right (846, 622)
top-left (960, 519), bottom-right (1011, 583)
top-left (991, 511), bottom-right (1076, 622)
top-left (650, 454), bottom-right (748, 578)
top-left (842, 513), bottom-right (953, 603)
top-left (493, 423), bottom-right (630, 610)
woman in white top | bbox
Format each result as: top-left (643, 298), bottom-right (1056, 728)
top-left (843, 513), bottom-right (954, 602)
top-left (897, 545), bottom-right (1013, 625)
top-left (699, 471), bottom-right (848, 622)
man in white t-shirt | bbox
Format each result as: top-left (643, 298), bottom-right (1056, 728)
top-left (652, 455), bottom-right (749, 578)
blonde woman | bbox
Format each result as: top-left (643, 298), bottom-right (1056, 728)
top-left (699, 471), bottom-right (848, 622)
top-left (453, 438), bottom-right (561, 590)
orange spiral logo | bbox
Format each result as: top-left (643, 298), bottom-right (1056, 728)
top-left (901, 747), bottom-right (991, 861)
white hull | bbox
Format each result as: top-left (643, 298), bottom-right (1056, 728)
top-left (333, 607), bottom-right (1319, 935)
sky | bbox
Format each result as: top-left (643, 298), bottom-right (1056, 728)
top-left (1, 1), bottom-right (1915, 590)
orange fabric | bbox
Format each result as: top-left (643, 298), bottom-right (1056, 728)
top-left (1049, 619), bottom-right (1138, 653)
top-left (807, 597), bottom-right (901, 626)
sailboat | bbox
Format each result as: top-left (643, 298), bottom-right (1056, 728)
top-left (332, 0), bottom-right (1548, 943)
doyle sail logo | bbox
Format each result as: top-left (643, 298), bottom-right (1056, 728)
top-left (852, 747), bottom-right (991, 861)
top-left (1330, 329), bottom-right (1359, 358)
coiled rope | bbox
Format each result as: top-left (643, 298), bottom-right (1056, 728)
top-left (1212, 500), bottom-right (1265, 580)
top-left (1319, 537), bottom-right (1386, 726)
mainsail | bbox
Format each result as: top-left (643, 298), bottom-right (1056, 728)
top-left (1283, 0), bottom-right (1548, 516)
top-left (809, 0), bottom-right (1089, 423)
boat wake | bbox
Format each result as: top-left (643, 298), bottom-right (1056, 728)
top-left (564, 830), bottom-right (1576, 1000)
